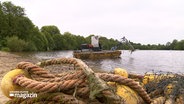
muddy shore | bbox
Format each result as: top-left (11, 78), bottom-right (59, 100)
top-left (0, 51), bottom-right (39, 103)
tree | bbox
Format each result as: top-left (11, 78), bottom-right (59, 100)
top-left (170, 39), bottom-right (178, 50)
top-left (16, 16), bottom-right (35, 40)
top-left (27, 27), bottom-right (48, 51)
top-left (62, 32), bottom-right (76, 50)
top-left (165, 42), bottom-right (171, 50)
top-left (0, 2), bottom-right (8, 42)
top-left (0, 1), bottom-right (39, 51)
top-left (1, 1), bottom-right (25, 16)
top-left (75, 35), bottom-right (87, 49)
top-left (40, 25), bottom-right (62, 50)
top-left (174, 40), bottom-right (184, 50)
top-left (0, 2), bottom-right (30, 39)
top-left (42, 32), bottom-right (55, 50)
top-left (41, 25), bottom-right (61, 35)
top-left (52, 34), bottom-right (66, 50)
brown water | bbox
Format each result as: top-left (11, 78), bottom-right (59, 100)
top-left (13, 50), bottom-right (184, 74)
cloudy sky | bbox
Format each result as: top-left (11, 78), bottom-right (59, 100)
top-left (2, 0), bottom-right (184, 44)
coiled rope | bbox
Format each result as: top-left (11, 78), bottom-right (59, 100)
top-left (13, 75), bottom-right (87, 93)
top-left (8, 58), bottom-right (152, 104)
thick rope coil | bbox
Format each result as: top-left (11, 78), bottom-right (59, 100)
top-left (16, 58), bottom-right (88, 79)
top-left (37, 58), bottom-right (83, 69)
top-left (13, 75), bottom-right (87, 93)
top-left (151, 96), bottom-right (165, 104)
top-left (13, 58), bottom-right (152, 104)
top-left (15, 58), bottom-right (123, 103)
top-left (35, 70), bottom-right (86, 82)
top-left (97, 73), bottom-right (152, 104)
top-left (6, 93), bottom-right (86, 104)
top-left (17, 62), bottom-right (55, 78)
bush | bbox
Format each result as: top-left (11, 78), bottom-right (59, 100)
top-left (6, 36), bottom-right (27, 52)
top-left (1, 47), bottom-right (10, 52)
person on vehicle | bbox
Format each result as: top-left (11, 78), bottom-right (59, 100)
top-left (91, 35), bottom-right (101, 51)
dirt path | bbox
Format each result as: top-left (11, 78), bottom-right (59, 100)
top-left (0, 51), bottom-right (39, 103)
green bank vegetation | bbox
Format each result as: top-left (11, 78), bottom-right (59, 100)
top-left (0, 1), bottom-right (184, 52)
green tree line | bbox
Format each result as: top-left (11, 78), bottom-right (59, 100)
top-left (0, 1), bottom-right (184, 52)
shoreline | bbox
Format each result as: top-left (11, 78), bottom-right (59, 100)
top-left (0, 51), bottom-right (39, 103)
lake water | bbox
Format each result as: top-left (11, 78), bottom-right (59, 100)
top-left (15, 50), bottom-right (184, 74)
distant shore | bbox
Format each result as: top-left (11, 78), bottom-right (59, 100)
top-left (0, 51), bottom-right (38, 103)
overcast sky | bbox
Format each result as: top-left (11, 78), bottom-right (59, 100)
top-left (2, 0), bottom-right (184, 44)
